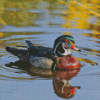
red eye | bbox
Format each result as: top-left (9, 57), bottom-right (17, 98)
top-left (65, 39), bottom-right (69, 43)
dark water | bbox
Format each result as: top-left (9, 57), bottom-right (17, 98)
top-left (0, 0), bottom-right (100, 100)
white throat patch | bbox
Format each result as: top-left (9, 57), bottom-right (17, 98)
top-left (58, 48), bottom-right (71, 56)
top-left (58, 43), bottom-right (71, 56)
top-left (53, 42), bottom-right (71, 56)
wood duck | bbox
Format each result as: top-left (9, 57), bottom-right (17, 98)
top-left (6, 35), bottom-right (81, 69)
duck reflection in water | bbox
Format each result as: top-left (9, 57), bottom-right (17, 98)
top-left (5, 60), bottom-right (53, 78)
top-left (53, 69), bottom-right (81, 99)
top-left (6, 60), bottom-right (81, 99)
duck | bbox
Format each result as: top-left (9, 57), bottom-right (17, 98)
top-left (6, 35), bottom-right (81, 69)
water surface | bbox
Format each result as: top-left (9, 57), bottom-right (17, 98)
top-left (0, 0), bottom-right (100, 100)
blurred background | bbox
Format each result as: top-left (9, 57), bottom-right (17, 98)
top-left (0, 0), bottom-right (100, 100)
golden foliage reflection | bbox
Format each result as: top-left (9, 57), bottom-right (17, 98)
top-left (59, 0), bottom-right (100, 32)
top-left (0, 0), bottom-right (60, 27)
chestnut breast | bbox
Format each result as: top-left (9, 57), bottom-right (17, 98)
top-left (56, 55), bottom-right (81, 69)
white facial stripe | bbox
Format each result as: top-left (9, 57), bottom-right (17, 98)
top-left (53, 42), bottom-right (71, 56)
top-left (53, 42), bottom-right (62, 55)
top-left (61, 80), bottom-right (70, 93)
top-left (58, 43), bottom-right (71, 56)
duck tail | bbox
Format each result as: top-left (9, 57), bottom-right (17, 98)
top-left (25, 40), bottom-right (38, 56)
top-left (25, 40), bottom-right (36, 48)
top-left (6, 46), bottom-right (27, 58)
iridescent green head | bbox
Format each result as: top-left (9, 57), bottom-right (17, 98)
top-left (53, 35), bottom-right (80, 56)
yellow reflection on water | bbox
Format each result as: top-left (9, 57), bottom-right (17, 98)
top-left (0, 0), bottom-right (42, 27)
top-left (0, 0), bottom-right (60, 27)
top-left (82, 31), bottom-right (100, 39)
top-left (77, 58), bottom-right (98, 66)
top-left (0, 32), bottom-right (4, 43)
top-left (0, 32), bottom-right (4, 37)
top-left (59, 0), bottom-right (100, 31)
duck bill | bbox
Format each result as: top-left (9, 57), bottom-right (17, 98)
top-left (71, 44), bottom-right (81, 51)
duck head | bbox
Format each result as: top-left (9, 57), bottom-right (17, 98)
top-left (53, 35), bottom-right (81, 57)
